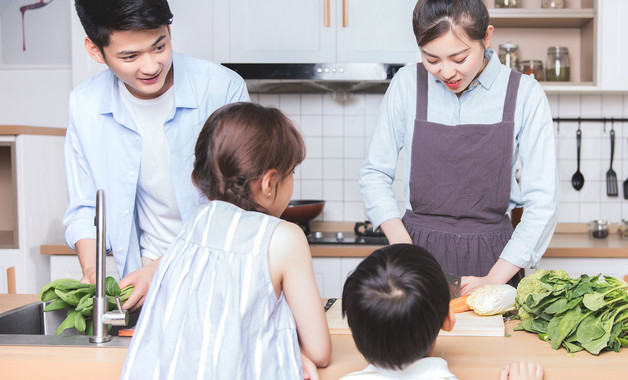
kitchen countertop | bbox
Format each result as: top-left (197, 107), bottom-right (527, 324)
top-left (0, 125), bottom-right (65, 136)
top-left (2, 294), bottom-right (628, 379)
top-left (41, 223), bottom-right (628, 258)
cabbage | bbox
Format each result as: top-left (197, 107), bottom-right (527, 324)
top-left (467, 284), bottom-right (517, 316)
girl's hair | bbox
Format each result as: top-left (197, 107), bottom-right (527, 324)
top-left (341, 244), bottom-right (450, 370)
top-left (412, 0), bottom-right (489, 47)
top-left (192, 102), bottom-right (306, 213)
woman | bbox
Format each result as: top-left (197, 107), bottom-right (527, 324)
top-left (359, 0), bottom-right (558, 295)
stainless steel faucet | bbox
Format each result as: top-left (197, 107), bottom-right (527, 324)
top-left (90, 189), bottom-right (129, 343)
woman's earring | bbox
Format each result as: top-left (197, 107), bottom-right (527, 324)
top-left (268, 192), bottom-right (272, 196)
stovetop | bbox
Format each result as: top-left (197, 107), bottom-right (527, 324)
top-left (305, 221), bottom-right (389, 245)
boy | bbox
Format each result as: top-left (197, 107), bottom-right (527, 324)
top-left (64, 0), bottom-right (249, 311)
top-left (341, 244), bottom-right (543, 379)
top-left (341, 244), bottom-right (458, 379)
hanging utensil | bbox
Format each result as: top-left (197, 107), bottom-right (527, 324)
top-left (606, 120), bottom-right (618, 197)
top-left (624, 138), bottom-right (628, 199)
top-left (571, 121), bottom-right (584, 191)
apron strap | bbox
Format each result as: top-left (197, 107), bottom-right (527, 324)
top-left (416, 63), bottom-right (429, 121)
top-left (502, 70), bottom-right (522, 122)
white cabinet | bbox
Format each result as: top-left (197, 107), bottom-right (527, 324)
top-left (0, 131), bottom-right (67, 294)
top-left (312, 256), bottom-right (364, 298)
top-left (598, 0), bottom-right (628, 91)
top-left (527, 257), bottom-right (628, 280)
top-left (50, 255), bottom-right (119, 282)
top-left (214, 0), bottom-right (420, 63)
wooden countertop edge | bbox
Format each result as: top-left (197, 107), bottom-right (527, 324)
top-left (0, 125), bottom-right (66, 137)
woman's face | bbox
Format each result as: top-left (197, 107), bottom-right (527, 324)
top-left (420, 26), bottom-right (493, 95)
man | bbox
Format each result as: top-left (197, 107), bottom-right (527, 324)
top-left (64, 0), bottom-right (249, 311)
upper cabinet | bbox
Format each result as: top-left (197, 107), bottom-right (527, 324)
top-left (213, 0), bottom-right (420, 64)
top-left (486, 0), bottom-right (597, 92)
top-left (598, 0), bottom-right (628, 92)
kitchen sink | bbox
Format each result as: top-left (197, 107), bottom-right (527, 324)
top-left (0, 301), bottom-right (138, 347)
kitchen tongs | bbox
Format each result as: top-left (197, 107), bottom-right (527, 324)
top-left (606, 120), bottom-right (618, 197)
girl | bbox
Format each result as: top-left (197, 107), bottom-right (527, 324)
top-left (121, 102), bottom-right (331, 379)
top-left (359, 0), bottom-right (558, 295)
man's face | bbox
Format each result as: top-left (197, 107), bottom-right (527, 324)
top-left (87, 26), bottom-right (174, 100)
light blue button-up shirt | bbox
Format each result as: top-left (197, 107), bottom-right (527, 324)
top-left (360, 50), bottom-right (558, 269)
top-left (63, 52), bottom-right (249, 278)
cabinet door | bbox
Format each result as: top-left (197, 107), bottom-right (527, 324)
top-left (228, 0), bottom-right (336, 63)
top-left (598, 0), bottom-right (628, 91)
top-left (337, 0), bottom-right (420, 63)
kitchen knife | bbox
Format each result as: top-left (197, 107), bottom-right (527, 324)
top-left (444, 273), bottom-right (462, 299)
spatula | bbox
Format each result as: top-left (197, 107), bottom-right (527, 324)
top-left (624, 138), bottom-right (628, 199)
top-left (606, 126), bottom-right (618, 197)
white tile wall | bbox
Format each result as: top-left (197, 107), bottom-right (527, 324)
top-left (252, 92), bottom-right (628, 224)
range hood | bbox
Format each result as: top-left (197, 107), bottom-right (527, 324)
top-left (222, 63), bottom-right (405, 94)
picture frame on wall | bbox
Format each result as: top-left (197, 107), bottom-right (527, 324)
top-left (0, 0), bottom-right (70, 67)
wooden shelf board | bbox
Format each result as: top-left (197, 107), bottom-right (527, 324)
top-left (489, 8), bottom-right (595, 27)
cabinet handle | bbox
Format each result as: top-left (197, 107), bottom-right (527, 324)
top-left (342, 0), bottom-right (348, 27)
top-left (324, 0), bottom-right (330, 27)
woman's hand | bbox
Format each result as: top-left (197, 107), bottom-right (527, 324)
top-left (460, 275), bottom-right (493, 296)
top-left (461, 259), bottom-right (522, 295)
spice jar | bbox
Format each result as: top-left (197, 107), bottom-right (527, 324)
top-left (588, 220), bottom-right (609, 239)
top-left (546, 46), bottom-right (570, 81)
top-left (495, 0), bottom-right (520, 8)
top-left (498, 43), bottom-right (519, 70)
top-left (542, 0), bottom-right (564, 8)
top-left (519, 60), bottom-right (545, 81)
top-left (619, 219), bottom-right (628, 240)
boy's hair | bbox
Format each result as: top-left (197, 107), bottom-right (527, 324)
top-left (412, 0), bottom-right (489, 47)
top-left (75, 0), bottom-right (173, 50)
top-left (192, 102), bottom-right (306, 213)
top-left (342, 244), bottom-right (450, 370)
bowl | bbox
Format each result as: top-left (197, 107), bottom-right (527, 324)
top-left (280, 200), bottom-right (325, 223)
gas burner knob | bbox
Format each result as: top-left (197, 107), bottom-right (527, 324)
top-left (336, 232), bottom-right (344, 241)
top-left (314, 231), bottom-right (323, 239)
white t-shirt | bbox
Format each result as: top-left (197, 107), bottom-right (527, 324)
top-left (340, 357), bottom-right (458, 380)
top-left (119, 79), bottom-right (182, 260)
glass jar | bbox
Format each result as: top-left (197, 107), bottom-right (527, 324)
top-left (588, 220), bottom-right (609, 239)
top-left (498, 43), bottom-right (519, 70)
top-left (546, 46), bottom-right (570, 81)
top-left (495, 0), bottom-right (519, 8)
top-left (618, 218), bottom-right (628, 240)
top-left (542, 0), bottom-right (565, 8)
top-left (519, 60), bottom-right (545, 81)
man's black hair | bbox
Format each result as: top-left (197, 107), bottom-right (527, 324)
top-left (342, 243), bottom-right (450, 370)
top-left (75, 0), bottom-right (173, 50)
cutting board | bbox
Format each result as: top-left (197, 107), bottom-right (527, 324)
top-left (326, 299), bottom-right (505, 337)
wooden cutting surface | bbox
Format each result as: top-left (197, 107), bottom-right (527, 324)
top-left (326, 299), bottom-right (504, 337)
top-left (3, 295), bottom-right (628, 379)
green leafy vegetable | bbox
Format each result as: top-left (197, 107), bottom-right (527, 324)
top-left (39, 276), bottom-right (134, 335)
top-left (514, 270), bottom-right (628, 355)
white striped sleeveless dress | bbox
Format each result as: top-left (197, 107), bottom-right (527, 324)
top-left (121, 201), bottom-right (303, 379)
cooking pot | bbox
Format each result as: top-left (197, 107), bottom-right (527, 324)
top-left (280, 200), bottom-right (325, 224)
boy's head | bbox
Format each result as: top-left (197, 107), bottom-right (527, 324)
top-left (75, 0), bottom-right (174, 100)
top-left (75, 0), bottom-right (173, 51)
top-left (342, 243), bottom-right (454, 370)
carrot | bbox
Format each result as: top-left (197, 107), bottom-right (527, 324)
top-left (450, 295), bottom-right (471, 313)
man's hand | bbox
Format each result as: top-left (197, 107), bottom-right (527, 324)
top-left (117, 258), bottom-right (161, 312)
top-left (76, 239), bottom-right (97, 284)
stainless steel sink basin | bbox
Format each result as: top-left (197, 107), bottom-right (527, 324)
top-left (0, 301), bottom-right (137, 347)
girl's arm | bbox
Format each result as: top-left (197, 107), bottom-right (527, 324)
top-left (268, 222), bottom-right (332, 368)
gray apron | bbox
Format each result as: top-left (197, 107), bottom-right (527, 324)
top-left (402, 64), bottom-right (524, 287)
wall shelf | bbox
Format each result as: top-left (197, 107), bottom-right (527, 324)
top-left (489, 8), bottom-right (595, 28)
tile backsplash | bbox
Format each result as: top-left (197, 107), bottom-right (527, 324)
top-left (251, 92), bottom-right (628, 224)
